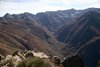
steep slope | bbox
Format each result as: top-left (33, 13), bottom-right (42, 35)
top-left (57, 10), bottom-right (100, 45)
top-left (0, 14), bottom-right (62, 57)
top-left (38, 8), bottom-right (100, 32)
top-left (56, 10), bottom-right (100, 67)
top-left (77, 36), bottom-right (100, 67)
top-left (2, 13), bottom-right (54, 41)
top-left (36, 9), bottom-right (82, 31)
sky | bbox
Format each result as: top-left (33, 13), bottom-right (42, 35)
top-left (0, 0), bottom-right (100, 16)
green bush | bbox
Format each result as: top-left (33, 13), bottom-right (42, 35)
top-left (17, 57), bottom-right (51, 67)
top-left (26, 57), bottom-right (45, 67)
top-left (16, 61), bottom-right (26, 67)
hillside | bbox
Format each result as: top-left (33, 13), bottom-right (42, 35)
top-left (56, 9), bottom-right (100, 67)
top-left (36, 9), bottom-right (82, 31)
top-left (0, 13), bottom-right (63, 58)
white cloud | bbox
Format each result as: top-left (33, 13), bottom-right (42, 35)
top-left (0, 0), bottom-right (100, 16)
top-left (0, 0), bottom-right (39, 2)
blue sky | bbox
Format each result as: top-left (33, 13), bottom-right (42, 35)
top-left (0, 0), bottom-right (100, 16)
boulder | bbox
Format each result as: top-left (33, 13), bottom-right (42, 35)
top-left (62, 55), bottom-right (84, 67)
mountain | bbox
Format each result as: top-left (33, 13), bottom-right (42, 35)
top-left (0, 8), bottom-right (100, 67)
top-left (0, 9), bottom-right (83, 57)
top-left (0, 13), bottom-right (63, 58)
top-left (3, 9), bottom-right (82, 33)
top-left (36, 9), bottom-right (82, 32)
top-left (56, 9), bottom-right (100, 67)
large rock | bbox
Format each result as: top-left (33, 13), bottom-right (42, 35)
top-left (62, 55), bottom-right (84, 67)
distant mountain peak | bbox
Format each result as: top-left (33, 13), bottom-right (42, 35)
top-left (4, 13), bottom-right (14, 19)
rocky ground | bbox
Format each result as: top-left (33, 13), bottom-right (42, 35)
top-left (0, 50), bottom-right (63, 67)
top-left (0, 50), bottom-right (84, 67)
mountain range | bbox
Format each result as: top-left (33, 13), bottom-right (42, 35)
top-left (0, 8), bottom-right (100, 67)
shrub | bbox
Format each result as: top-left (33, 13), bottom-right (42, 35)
top-left (26, 57), bottom-right (44, 67)
top-left (17, 57), bottom-right (51, 67)
top-left (16, 61), bottom-right (25, 67)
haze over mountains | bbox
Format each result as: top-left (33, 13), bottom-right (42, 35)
top-left (0, 8), bottom-right (100, 67)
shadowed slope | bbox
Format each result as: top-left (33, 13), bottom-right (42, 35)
top-left (56, 10), bottom-right (100, 67)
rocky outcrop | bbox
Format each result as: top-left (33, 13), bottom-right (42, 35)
top-left (0, 50), bottom-right (63, 67)
top-left (62, 55), bottom-right (84, 67)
